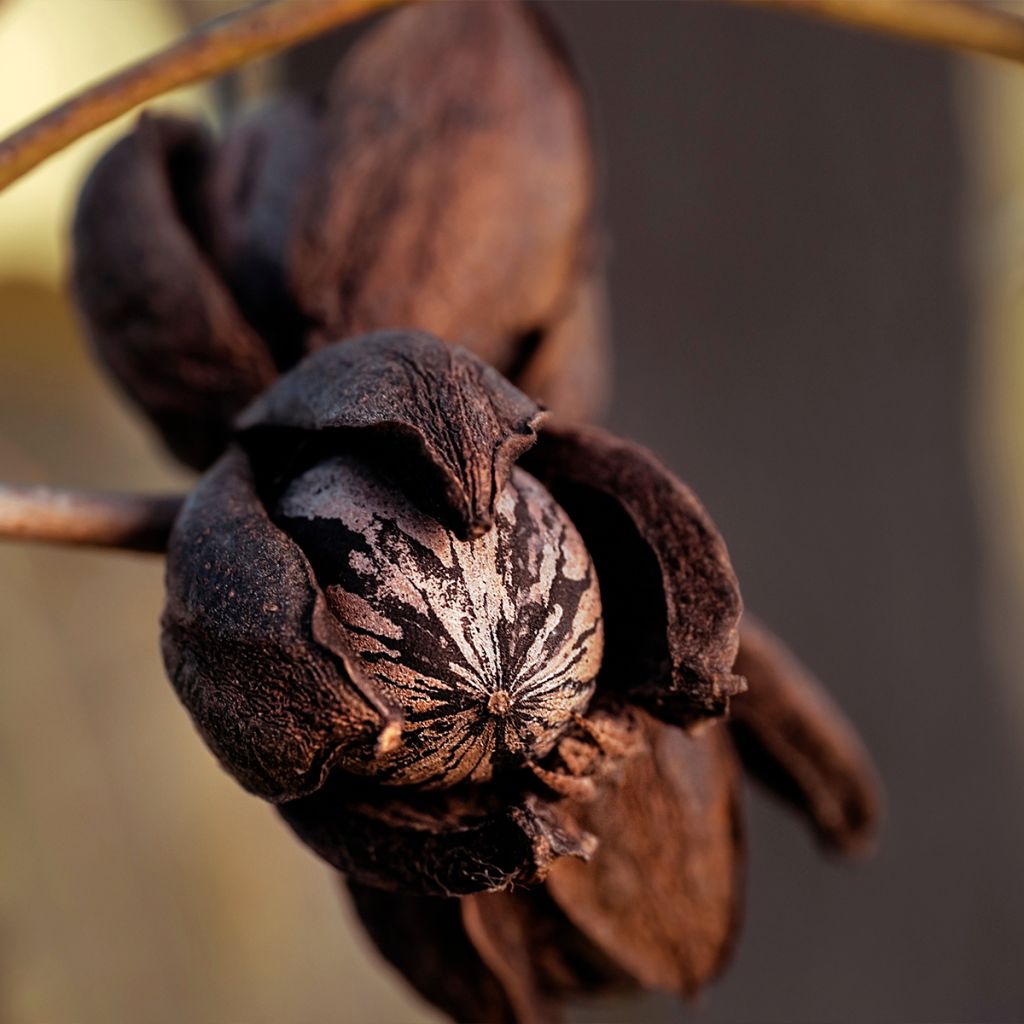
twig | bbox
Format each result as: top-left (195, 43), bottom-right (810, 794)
top-left (0, 484), bottom-right (184, 553)
top-left (757, 0), bottom-right (1024, 64)
top-left (0, 0), bottom-right (406, 194)
top-left (3, 0), bottom-right (1023, 197)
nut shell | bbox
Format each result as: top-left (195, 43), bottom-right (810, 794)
top-left (278, 455), bottom-right (603, 787)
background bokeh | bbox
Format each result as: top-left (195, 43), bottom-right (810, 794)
top-left (3, 2), bottom-right (1024, 1021)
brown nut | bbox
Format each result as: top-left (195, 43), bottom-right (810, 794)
top-left (276, 453), bottom-right (603, 788)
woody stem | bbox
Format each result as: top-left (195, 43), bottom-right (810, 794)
top-left (0, 484), bottom-right (183, 553)
top-left (756, 0), bottom-right (1024, 63)
top-left (0, 0), bottom-right (1021, 198)
top-left (0, 0), bottom-right (406, 194)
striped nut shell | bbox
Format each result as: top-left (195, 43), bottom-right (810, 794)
top-left (276, 453), bottom-right (603, 788)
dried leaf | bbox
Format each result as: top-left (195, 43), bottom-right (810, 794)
top-left (460, 893), bottom-right (562, 1024)
top-left (237, 331), bottom-right (545, 538)
top-left (346, 881), bottom-right (518, 1024)
top-left (462, 887), bottom-right (635, 1024)
top-left (524, 423), bottom-right (743, 723)
top-left (279, 779), bottom-right (594, 897)
top-left (544, 712), bottom-right (745, 997)
top-left (730, 616), bottom-right (882, 855)
top-left (289, 0), bottom-right (594, 372)
top-left (161, 447), bottom-right (400, 802)
top-left (348, 877), bottom-right (631, 1024)
top-left (71, 114), bottom-right (276, 469)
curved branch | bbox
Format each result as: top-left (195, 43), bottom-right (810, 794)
top-left (0, 484), bottom-right (184, 553)
top-left (2, 0), bottom-right (1022, 199)
top-left (0, 0), bottom-right (405, 194)
top-left (758, 0), bottom-right (1024, 64)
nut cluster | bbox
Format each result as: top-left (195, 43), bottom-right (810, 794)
top-left (71, 0), bottom-right (606, 472)
top-left (66, 3), bottom-right (883, 1022)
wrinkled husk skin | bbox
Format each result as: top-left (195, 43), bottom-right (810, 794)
top-left (346, 711), bottom-right (744, 1024)
top-left (162, 333), bottom-right (604, 893)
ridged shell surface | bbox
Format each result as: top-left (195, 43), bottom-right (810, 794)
top-left (278, 455), bottom-right (602, 787)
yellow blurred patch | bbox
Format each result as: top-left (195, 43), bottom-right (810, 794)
top-left (0, 0), bottom-right (209, 285)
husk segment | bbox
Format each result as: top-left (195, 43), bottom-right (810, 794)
top-left (524, 423), bottom-right (744, 724)
top-left (730, 616), bottom-right (881, 855)
top-left (161, 447), bottom-right (400, 801)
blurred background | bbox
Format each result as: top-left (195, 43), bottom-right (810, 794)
top-left (2, 1), bottom-right (1024, 1021)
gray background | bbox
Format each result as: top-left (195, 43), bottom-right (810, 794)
top-left (548, 3), bottom-right (1024, 1020)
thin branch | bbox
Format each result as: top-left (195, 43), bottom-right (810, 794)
top-left (0, 0), bottom-right (405, 194)
top-left (757, 0), bottom-right (1024, 64)
top-left (3, 0), bottom-right (1023, 197)
top-left (0, 484), bottom-right (184, 553)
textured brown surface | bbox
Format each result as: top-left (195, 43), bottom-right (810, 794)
top-left (280, 780), bottom-right (593, 897)
top-left (279, 457), bottom-right (602, 787)
top-left (731, 616), bottom-right (881, 856)
top-left (345, 711), bottom-right (743, 1021)
top-left (461, 893), bottom-right (569, 1024)
top-left (238, 332), bottom-right (545, 539)
top-left (290, 0), bottom-right (594, 372)
top-left (525, 422), bottom-right (744, 724)
top-left (162, 332), bottom-right (612, 894)
top-left (546, 713), bottom-right (744, 997)
top-left (71, 114), bottom-right (276, 469)
top-left (0, 277), bottom-right (439, 1024)
top-left (69, 1), bottom-right (601, 475)
top-left (161, 446), bottom-right (398, 801)
top-left (349, 879), bottom-right (634, 1024)
top-left (347, 882), bottom-right (518, 1024)
top-left (462, 887), bottom-right (632, 1024)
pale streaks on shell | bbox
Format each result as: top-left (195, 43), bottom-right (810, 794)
top-left (524, 422), bottom-right (744, 724)
top-left (278, 456), bottom-right (602, 787)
